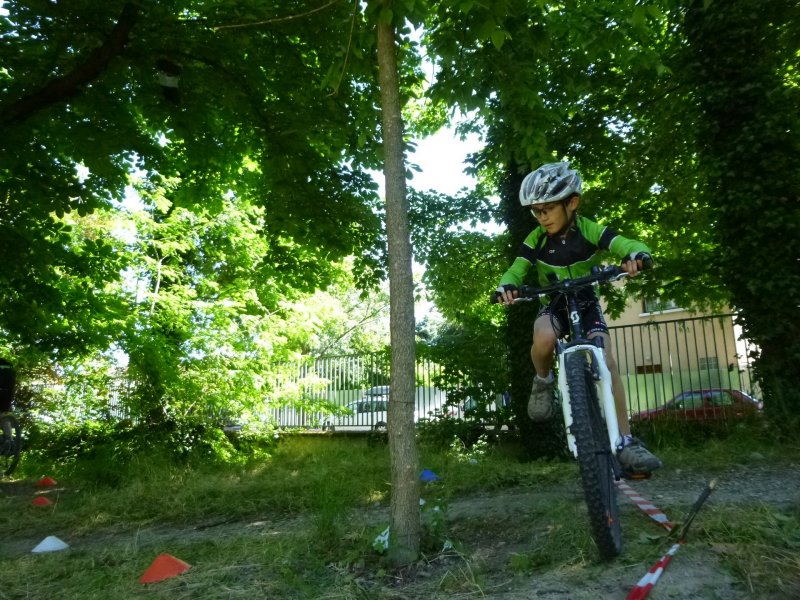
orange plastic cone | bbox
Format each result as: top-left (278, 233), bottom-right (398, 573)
top-left (139, 553), bottom-right (192, 584)
top-left (31, 496), bottom-right (53, 507)
top-left (34, 476), bottom-right (58, 487)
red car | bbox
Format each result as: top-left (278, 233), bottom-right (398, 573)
top-left (631, 388), bottom-right (763, 422)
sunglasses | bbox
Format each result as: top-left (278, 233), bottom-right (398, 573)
top-left (530, 203), bottom-right (562, 218)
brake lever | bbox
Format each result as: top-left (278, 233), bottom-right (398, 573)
top-left (609, 270), bottom-right (629, 283)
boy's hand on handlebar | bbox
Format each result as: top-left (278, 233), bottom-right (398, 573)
top-left (621, 252), bottom-right (653, 277)
top-left (492, 284), bottom-right (518, 305)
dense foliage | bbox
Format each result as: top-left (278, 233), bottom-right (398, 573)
top-left (679, 0), bottom-right (800, 426)
top-left (1, 0), bottom-right (798, 446)
top-left (417, 0), bottom-right (800, 435)
top-left (0, 0), bottom-right (395, 346)
top-left (0, 0), bottom-right (420, 422)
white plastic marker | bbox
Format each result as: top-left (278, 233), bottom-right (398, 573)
top-left (623, 479), bottom-right (718, 600)
top-left (32, 536), bottom-right (69, 553)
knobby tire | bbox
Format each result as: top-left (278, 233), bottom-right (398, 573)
top-left (565, 352), bottom-right (622, 559)
top-left (0, 414), bottom-right (21, 477)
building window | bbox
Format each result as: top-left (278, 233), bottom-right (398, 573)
top-left (635, 364), bottom-right (663, 375)
top-left (698, 356), bottom-right (719, 371)
top-left (643, 296), bottom-right (680, 313)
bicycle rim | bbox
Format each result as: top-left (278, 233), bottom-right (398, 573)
top-left (0, 415), bottom-right (21, 477)
top-left (565, 352), bottom-right (622, 559)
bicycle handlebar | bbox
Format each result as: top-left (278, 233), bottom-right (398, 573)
top-left (516, 265), bottom-right (628, 300)
top-left (492, 253), bottom-right (653, 305)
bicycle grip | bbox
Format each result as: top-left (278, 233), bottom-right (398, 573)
top-left (636, 252), bottom-right (654, 270)
top-left (491, 284), bottom-right (518, 304)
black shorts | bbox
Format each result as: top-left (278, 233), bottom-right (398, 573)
top-left (537, 298), bottom-right (608, 338)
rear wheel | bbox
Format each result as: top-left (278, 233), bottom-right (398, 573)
top-left (565, 352), bottom-right (622, 559)
top-left (0, 414), bottom-right (21, 477)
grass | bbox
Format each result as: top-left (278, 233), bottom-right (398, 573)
top-left (696, 504), bottom-right (800, 598)
top-left (1, 428), bottom-right (799, 598)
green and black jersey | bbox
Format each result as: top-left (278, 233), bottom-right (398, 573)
top-left (499, 215), bottom-right (650, 303)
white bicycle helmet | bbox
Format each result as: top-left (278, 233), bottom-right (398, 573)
top-left (519, 161), bottom-right (583, 206)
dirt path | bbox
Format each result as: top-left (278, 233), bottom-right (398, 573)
top-left (445, 460), bottom-right (800, 523)
top-left (3, 461), bottom-right (797, 598)
top-left (393, 461), bottom-right (799, 599)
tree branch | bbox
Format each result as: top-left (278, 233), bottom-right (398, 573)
top-left (0, 2), bottom-right (139, 126)
top-left (213, 0), bottom-right (341, 31)
top-left (313, 299), bottom-right (389, 358)
top-left (330, 0), bottom-right (359, 95)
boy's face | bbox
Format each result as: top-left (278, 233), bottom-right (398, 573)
top-left (530, 195), bottom-right (579, 235)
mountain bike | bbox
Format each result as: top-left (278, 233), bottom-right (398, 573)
top-left (0, 412), bottom-right (22, 476)
top-left (501, 263), bottom-right (649, 558)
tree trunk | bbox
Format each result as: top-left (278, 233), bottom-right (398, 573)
top-left (500, 165), bottom-right (566, 458)
top-left (375, 2), bottom-right (421, 566)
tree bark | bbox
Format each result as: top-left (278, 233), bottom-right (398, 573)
top-left (375, 1), bottom-right (421, 566)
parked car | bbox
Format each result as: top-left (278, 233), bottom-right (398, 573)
top-left (323, 385), bottom-right (440, 431)
top-left (325, 386), bottom-right (391, 432)
top-left (630, 388), bottom-right (763, 422)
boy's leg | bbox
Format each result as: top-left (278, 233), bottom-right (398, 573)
top-left (528, 314), bottom-right (559, 421)
top-left (589, 332), bottom-right (632, 436)
top-left (532, 314), bottom-right (559, 378)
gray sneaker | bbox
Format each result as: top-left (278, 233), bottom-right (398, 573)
top-left (618, 438), bottom-right (663, 473)
top-left (528, 376), bottom-right (555, 422)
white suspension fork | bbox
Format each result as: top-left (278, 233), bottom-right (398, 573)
top-left (558, 344), bottom-right (621, 459)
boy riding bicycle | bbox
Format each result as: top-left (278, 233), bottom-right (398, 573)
top-left (494, 162), bottom-right (662, 474)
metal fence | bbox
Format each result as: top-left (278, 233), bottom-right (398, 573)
top-left (264, 353), bottom-right (452, 431)
top-left (267, 313), bottom-right (759, 429)
top-left (609, 313), bottom-right (759, 417)
top-left (262, 313), bottom-right (759, 429)
top-left (23, 314), bottom-right (759, 429)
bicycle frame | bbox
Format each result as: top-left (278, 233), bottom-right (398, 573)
top-left (517, 265), bottom-right (631, 464)
top-left (501, 262), bottom-right (650, 558)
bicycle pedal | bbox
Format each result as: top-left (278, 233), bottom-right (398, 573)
top-left (622, 469), bottom-right (652, 481)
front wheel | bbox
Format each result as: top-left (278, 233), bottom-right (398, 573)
top-left (565, 352), bottom-right (622, 559)
top-left (0, 414), bottom-right (22, 477)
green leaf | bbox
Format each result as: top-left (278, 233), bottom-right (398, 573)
top-left (490, 29), bottom-right (507, 51)
top-left (460, 0), bottom-right (475, 13)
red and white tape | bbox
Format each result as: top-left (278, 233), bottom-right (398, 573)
top-left (615, 479), bottom-right (674, 532)
top-left (618, 478), bottom-right (717, 600)
top-left (625, 542), bottom-right (683, 600)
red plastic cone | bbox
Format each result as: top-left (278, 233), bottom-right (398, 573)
top-left (34, 476), bottom-right (58, 487)
top-left (31, 496), bottom-right (53, 507)
top-left (139, 553), bottom-right (192, 584)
